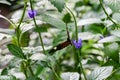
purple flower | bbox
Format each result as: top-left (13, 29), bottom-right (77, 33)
top-left (72, 38), bottom-right (82, 49)
top-left (28, 10), bottom-right (37, 18)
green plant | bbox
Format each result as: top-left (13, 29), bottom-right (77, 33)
top-left (1, 0), bottom-right (120, 80)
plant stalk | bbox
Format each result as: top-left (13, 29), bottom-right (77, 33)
top-left (66, 6), bottom-right (87, 80)
top-left (78, 50), bottom-right (87, 80)
top-left (66, 6), bottom-right (78, 40)
top-left (29, 0), bottom-right (46, 54)
top-left (99, 0), bottom-right (120, 28)
top-left (16, 0), bottom-right (27, 47)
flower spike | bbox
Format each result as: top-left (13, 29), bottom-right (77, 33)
top-left (72, 38), bottom-right (82, 49)
top-left (28, 10), bottom-right (37, 18)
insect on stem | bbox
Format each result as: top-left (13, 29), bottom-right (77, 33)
top-left (49, 24), bottom-right (72, 53)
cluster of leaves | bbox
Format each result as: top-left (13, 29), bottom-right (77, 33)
top-left (1, 0), bottom-right (120, 80)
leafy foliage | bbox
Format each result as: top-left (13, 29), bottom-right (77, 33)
top-left (104, 0), bottom-right (120, 12)
top-left (62, 13), bottom-right (71, 23)
top-left (110, 29), bottom-right (120, 37)
top-left (48, 0), bottom-right (65, 12)
top-left (1, 68), bottom-right (8, 75)
top-left (0, 0), bottom-right (11, 5)
top-left (1, 0), bottom-right (120, 80)
top-left (40, 14), bottom-right (66, 30)
top-left (104, 43), bottom-right (119, 62)
top-left (112, 13), bottom-right (120, 23)
top-left (20, 32), bottom-right (30, 47)
top-left (0, 76), bottom-right (16, 80)
top-left (88, 66), bottom-right (113, 80)
top-left (61, 72), bottom-right (79, 80)
top-left (7, 44), bottom-right (26, 59)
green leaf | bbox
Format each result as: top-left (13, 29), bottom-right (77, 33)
top-left (74, 1), bottom-right (84, 8)
top-left (98, 36), bottom-right (120, 43)
top-left (20, 23), bottom-right (34, 34)
top-left (48, 0), bottom-right (65, 12)
top-left (61, 72), bottom-right (79, 80)
top-left (106, 68), bottom-right (120, 80)
top-left (110, 29), bottom-right (120, 37)
top-left (20, 32), bottom-right (30, 47)
top-left (84, 24), bottom-right (104, 34)
top-left (35, 65), bottom-right (44, 76)
top-left (103, 60), bottom-right (120, 69)
top-left (52, 30), bottom-right (67, 46)
top-left (35, 24), bottom-right (48, 32)
top-left (0, 75), bottom-right (16, 80)
top-left (62, 13), bottom-right (71, 23)
top-left (7, 44), bottom-right (26, 59)
top-left (0, 1), bottom-right (11, 5)
top-left (1, 68), bottom-right (8, 75)
top-left (77, 18), bottom-right (102, 26)
top-left (104, 0), bottom-right (120, 12)
top-left (40, 14), bottom-right (66, 30)
top-left (104, 43), bottom-right (119, 62)
top-left (78, 32), bottom-right (95, 40)
top-left (88, 66), bottom-right (113, 80)
top-left (112, 13), bottom-right (120, 23)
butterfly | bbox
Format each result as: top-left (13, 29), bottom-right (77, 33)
top-left (49, 23), bottom-right (72, 53)
top-left (49, 38), bottom-right (71, 53)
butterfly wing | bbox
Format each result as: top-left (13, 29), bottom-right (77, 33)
top-left (49, 39), bottom-right (71, 53)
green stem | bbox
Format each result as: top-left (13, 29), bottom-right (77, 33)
top-left (99, 0), bottom-right (120, 27)
top-left (16, 0), bottom-right (28, 77)
top-left (21, 61), bottom-right (28, 78)
top-left (28, 66), bottom-right (34, 76)
top-left (65, 23), bottom-right (71, 40)
top-left (16, 0), bottom-right (27, 47)
top-left (66, 6), bottom-right (78, 40)
top-left (18, 1), bottom-right (27, 28)
top-left (78, 50), bottom-right (87, 80)
top-left (66, 6), bottom-right (87, 80)
top-left (50, 65), bottom-right (61, 80)
top-left (33, 18), bottom-right (46, 54)
top-left (26, 59), bottom-right (35, 77)
top-left (29, 0), bottom-right (46, 54)
top-left (81, 26), bottom-right (85, 32)
top-left (29, 1), bottom-right (59, 80)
